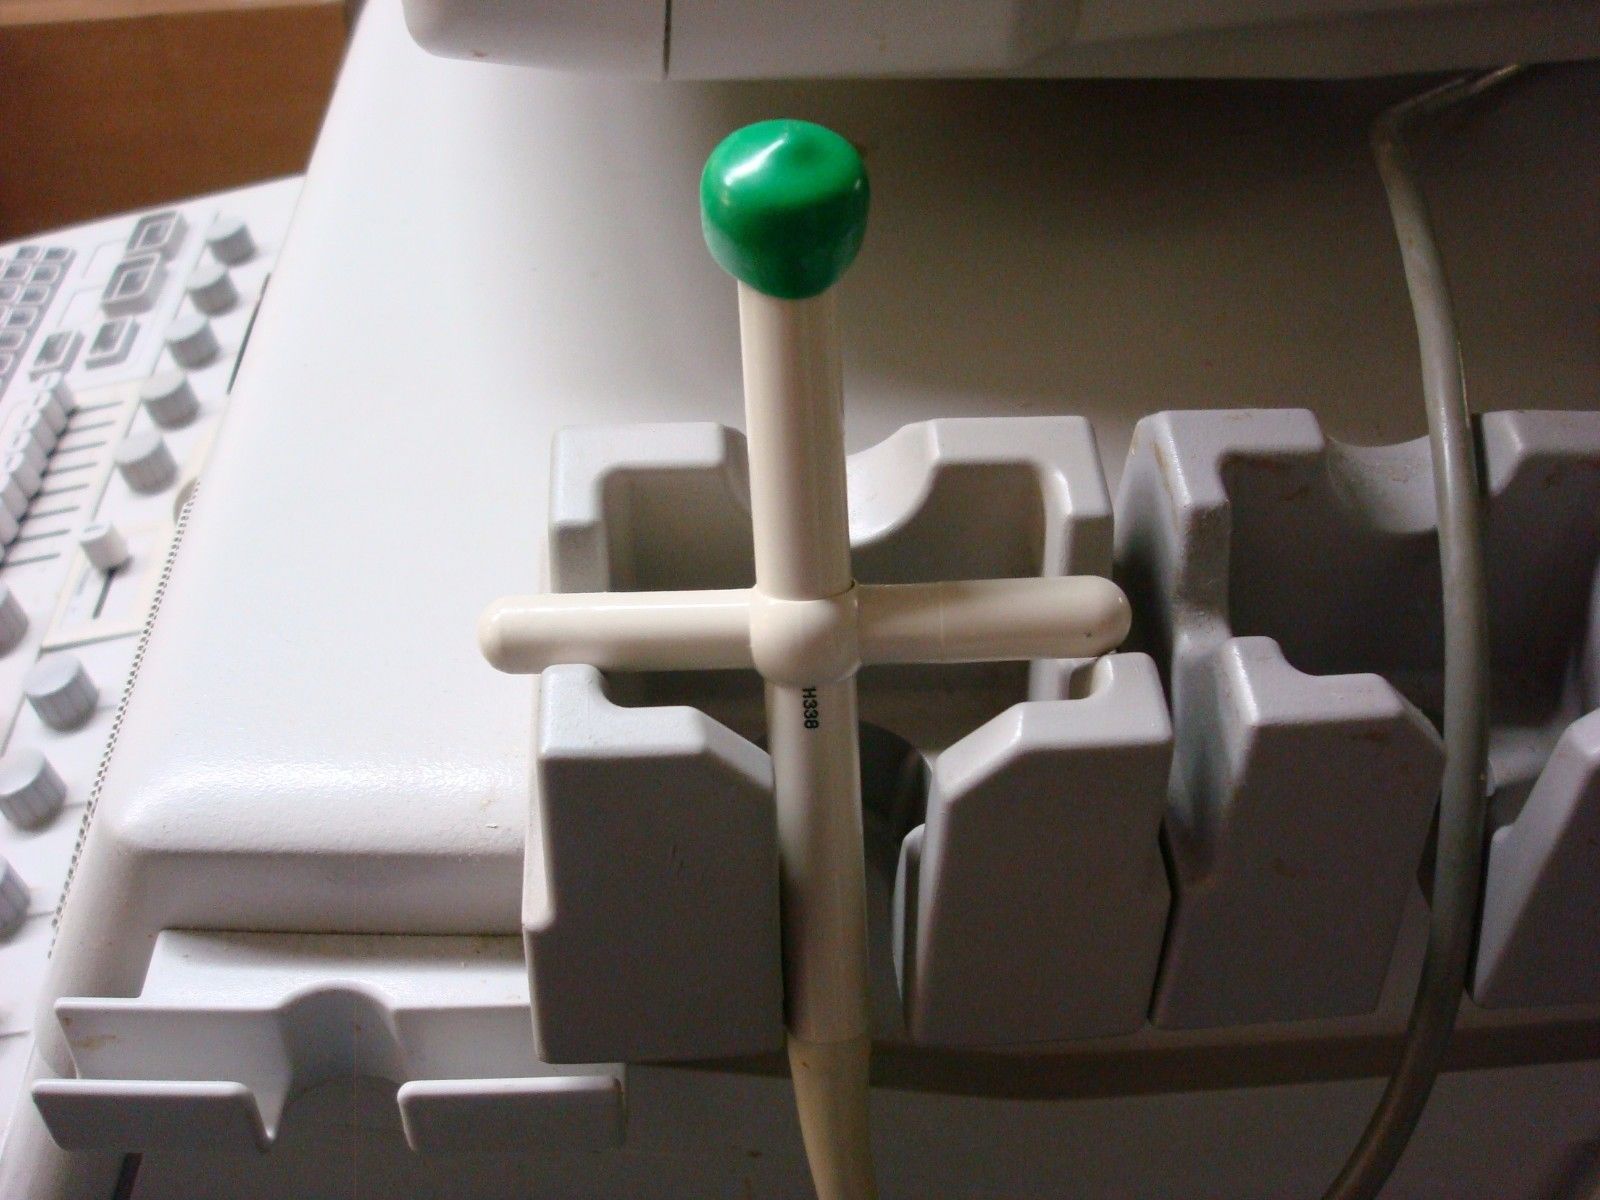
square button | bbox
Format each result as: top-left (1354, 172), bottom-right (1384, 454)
top-left (19, 284), bottom-right (49, 307)
top-left (126, 211), bottom-right (188, 261)
top-left (0, 263), bottom-right (27, 284)
top-left (27, 264), bottom-right (60, 286)
top-left (42, 247), bottom-right (71, 263)
top-left (102, 253), bottom-right (166, 317)
top-left (0, 330), bottom-right (23, 353)
top-left (30, 330), bottom-right (81, 377)
top-left (85, 317), bottom-right (137, 368)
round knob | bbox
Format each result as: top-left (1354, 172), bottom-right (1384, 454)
top-left (115, 430), bottom-right (177, 494)
top-left (0, 472), bottom-right (29, 522)
top-left (4, 451), bottom-right (41, 499)
top-left (206, 214), bottom-right (256, 265)
top-left (700, 120), bottom-right (870, 300)
top-left (0, 583), bottom-right (28, 653)
top-left (80, 521), bottom-right (130, 572)
top-left (7, 428), bottom-right (47, 475)
top-left (0, 749), bottom-right (66, 829)
top-left (38, 372), bottom-right (76, 418)
top-left (186, 259), bottom-right (238, 316)
top-left (18, 408), bottom-right (59, 461)
top-left (0, 857), bottom-right (27, 938)
top-left (25, 654), bottom-right (98, 731)
top-left (26, 390), bottom-right (68, 437)
top-left (139, 371), bottom-right (200, 429)
top-left (166, 312), bottom-right (219, 369)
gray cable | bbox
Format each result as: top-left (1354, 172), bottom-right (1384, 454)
top-left (1319, 65), bottom-right (1519, 1200)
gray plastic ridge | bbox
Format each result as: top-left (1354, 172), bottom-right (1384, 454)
top-left (1116, 407), bottom-right (1600, 1027)
top-left (897, 652), bottom-right (1172, 1044)
top-left (527, 664), bottom-right (782, 1063)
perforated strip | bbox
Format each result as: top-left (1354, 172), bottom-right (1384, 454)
top-left (50, 483), bottom-right (200, 950)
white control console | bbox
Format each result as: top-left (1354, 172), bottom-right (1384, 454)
top-left (0, 178), bottom-right (301, 1146)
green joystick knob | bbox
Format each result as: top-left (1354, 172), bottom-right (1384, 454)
top-left (701, 120), bottom-right (870, 301)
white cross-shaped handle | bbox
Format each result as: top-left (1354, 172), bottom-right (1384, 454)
top-left (481, 121), bottom-right (1131, 1200)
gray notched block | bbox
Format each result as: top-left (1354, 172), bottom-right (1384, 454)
top-left (1476, 710), bottom-right (1600, 1008)
top-left (1118, 410), bottom-right (1445, 1029)
top-left (897, 653), bottom-right (1172, 1044)
top-left (527, 665), bottom-right (782, 1062)
top-left (538, 415), bottom-right (1162, 1052)
top-left (1118, 407), bottom-right (1600, 1028)
top-left (1153, 638), bottom-right (1441, 1028)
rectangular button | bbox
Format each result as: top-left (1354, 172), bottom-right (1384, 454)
top-left (3, 307), bottom-right (37, 329)
top-left (12, 246), bottom-right (40, 261)
top-left (85, 317), bottom-right (137, 368)
top-left (125, 211), bottom-right (188, 261)
top-left (42, 247), bottom-right (71, 263)
top-left (0, 263), bottom-right (27, 283)
top-left (0, 286), bottom-right (16, 303)
top-left (0, 330), bottom-right (23, 353)
top-left (28, 263), bottom-right (61, 286)
top-left (102, 254), bottom-right (166, 317)
top-left (30, 330), bottom-right (81, 377)
top-left (19, 284), bottom-right (49, 307)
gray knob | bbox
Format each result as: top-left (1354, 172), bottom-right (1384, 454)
top-left (139, 371), bottom-right (200, 429)
top-left (38, 372), bottom-right (76, 418)
top-left (18, 409), bottom-right (59, 462)
top-left (7, 428), bottom-right (47, 475)
top-left (166, 312), bottom-right (219, 369)
top-left (0, 472), bottom-right (28, 522)
top-left (3, 451), bottom-right (41, 499)
top-left (186, 259), bottom-right (238, 316)
top-left (0, 749), bottom-right (66, 828)
top-left (25, 654), bottom-right (98, 731)
top-left (27, 390), bottom-right (67, 437)
top-left (116, 430), bottom-right (177, 494)
top-left (206, 214), bottom-right (256, 265)
top-left (0, 583), bottom-right (27, 654)
top-left (80, 521), bottom-right (130, 572)
top-left (0, 858), bottom-right (27, 938)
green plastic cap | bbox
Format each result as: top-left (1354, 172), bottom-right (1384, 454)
top-left (700, 120), bottom-right (869, 300)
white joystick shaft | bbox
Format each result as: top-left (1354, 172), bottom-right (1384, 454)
top-left (480, 121), bottom-right (1132, 1200)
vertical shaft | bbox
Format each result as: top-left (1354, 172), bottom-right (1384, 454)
top-left (738, 286), bottom-right (853, 602)
top-left (738, 282), bottom-right (874, 1200)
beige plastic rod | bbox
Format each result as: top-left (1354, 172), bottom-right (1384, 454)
top-left (478, 589), bottom-right (752, 673)
top-left (480, 576), bottom-right (1131, 676)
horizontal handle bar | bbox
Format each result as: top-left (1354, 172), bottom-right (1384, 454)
top-left (479, 577), bottom-right (1131, 677)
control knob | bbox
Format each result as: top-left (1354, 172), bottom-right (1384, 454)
top-left (186, 259), bottom-right (238, 316)
top-left (140, 371), bottom-right (200, 429)
top-left (0, 749), bottom-right (66, 828)
top-left (165, 312), bottom-right (219, 369)
top-left (80, 521), bottom-right (130, 572)
top-left (116, 431), bottom-right (177, 494)
top-left (25, 653), bottom-right (98, 731)
top-left (0, 583), bottom-right (27, 653)
top-left (0, 857), bottom-right (27, 938)
top-left (206, 214), bottom-right (256, 265)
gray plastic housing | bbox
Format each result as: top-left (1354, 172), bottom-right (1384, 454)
top-left (529, 417), bottom-right (1173, 1054)
top-left (1117, 408), bottom-right (1600, 1026)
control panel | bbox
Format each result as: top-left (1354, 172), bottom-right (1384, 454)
top-left (0, 178), bottom-right (302, 1144)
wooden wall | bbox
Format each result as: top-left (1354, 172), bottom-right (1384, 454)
top-left (0, 1), bottom-right (346, 240)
